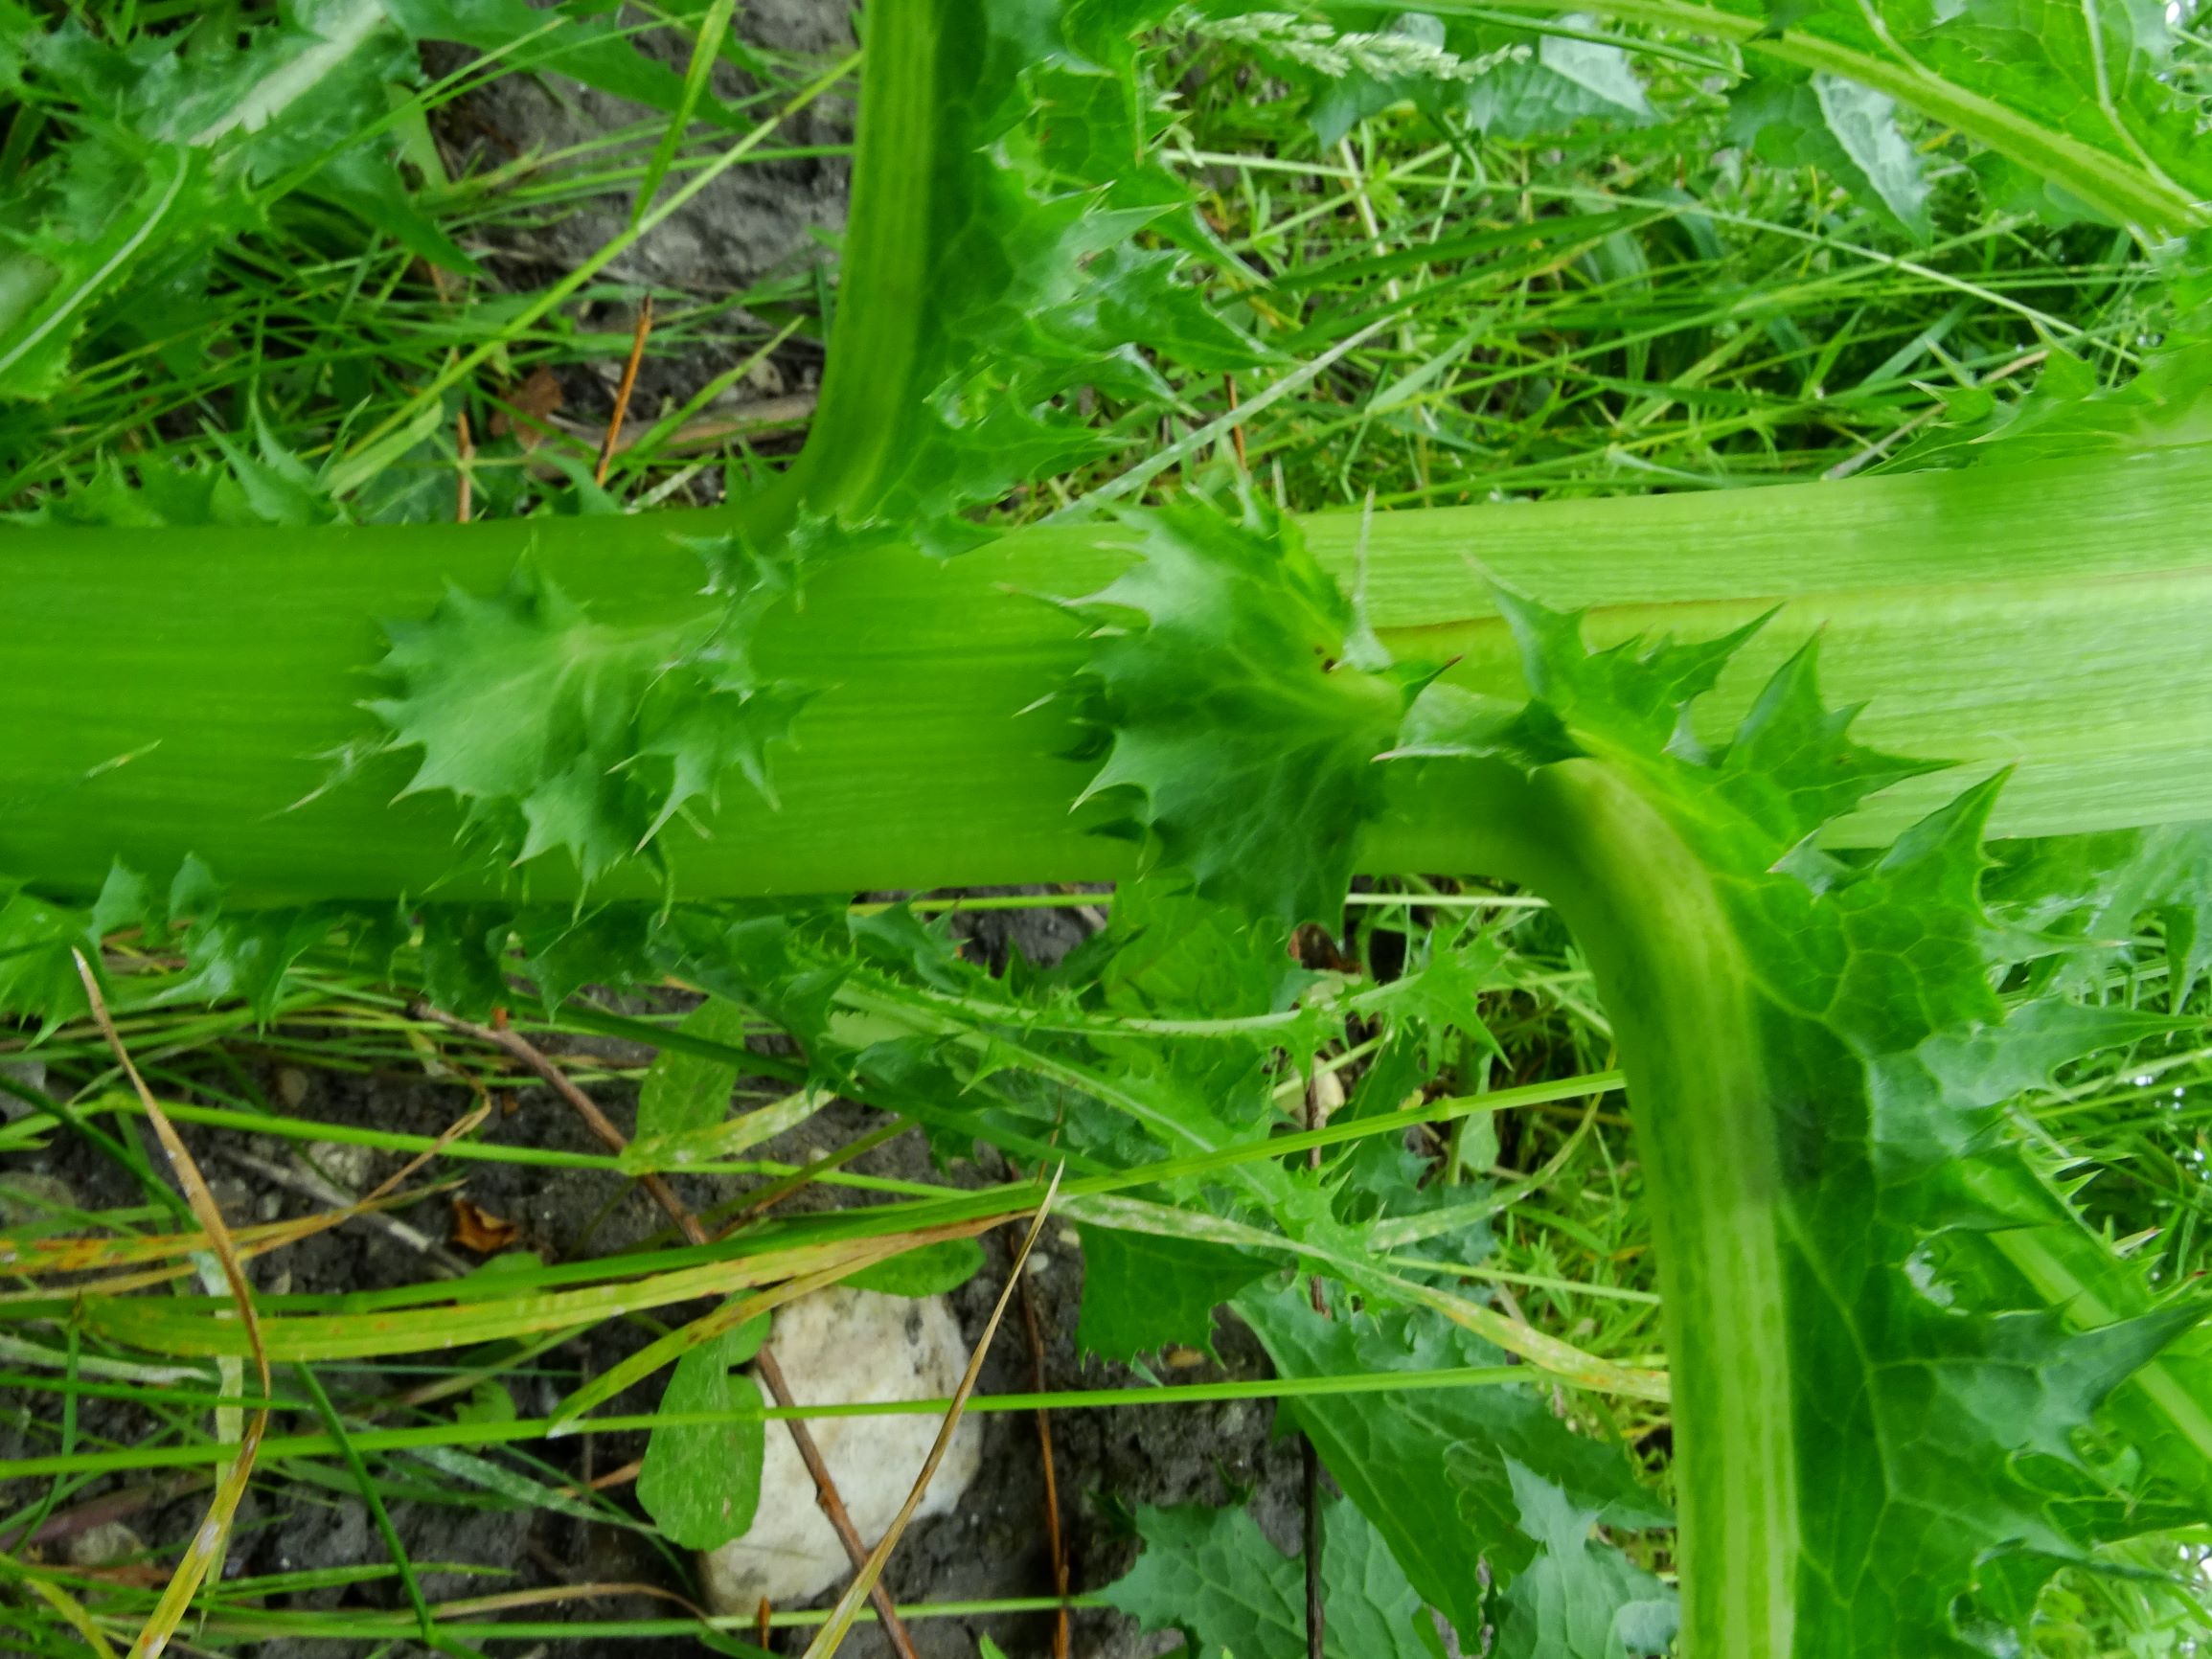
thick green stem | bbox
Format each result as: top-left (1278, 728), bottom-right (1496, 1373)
top-left (4, 444), bottom-right (2212, 904)
top-left (1465, 760), bottom-right (1797, 1657)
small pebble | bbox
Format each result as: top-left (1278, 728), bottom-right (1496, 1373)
top-left (66, 1523), bottom-right (143, 1568)
top-left (305, 1140), bottom-right (376, 1193)
top-left (276, 1068), bottom-right (309, 1108)
top-left (1024, 1251), bottom-right (1052, 1276)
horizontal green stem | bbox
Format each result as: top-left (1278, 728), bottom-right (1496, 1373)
top-left (0, 1365), bottom-right (1525, 1479)
top-left (4, 445), bottom-right (2210, 905)
top-left (187, 1597), bottom-right (1106, 1641)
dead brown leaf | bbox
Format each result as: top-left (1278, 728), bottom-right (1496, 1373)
top-left (490, 367), bottom-right (563, 446)
top-left (450, 1197), bottom-right (521, 1253)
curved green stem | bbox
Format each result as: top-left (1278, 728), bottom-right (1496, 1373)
top-left (746, 0), bottom-right (944, 534)
top-left (1419, 0), bottom-right (2208, 237)
top-left (1463, 760), bottom-right (1797, 1657)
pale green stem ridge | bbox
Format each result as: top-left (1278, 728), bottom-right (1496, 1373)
top-left (1472, 759), bottom-right (1799, 1659)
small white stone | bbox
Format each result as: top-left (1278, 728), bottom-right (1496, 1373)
top-left (67, 1522), bottom-right (143, 1568)
top-left (1023, 1251), bottom-right (1052, 1276)
top-left (303, 1140), bottom-right (376, 1193)
top-left (275, 1068), bottom-right (309, 1108)
top-left (699, 1288), bottom-right (982, 1613)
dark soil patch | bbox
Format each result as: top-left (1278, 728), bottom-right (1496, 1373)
top-left (3, 899), bottom-right (1305, 1657)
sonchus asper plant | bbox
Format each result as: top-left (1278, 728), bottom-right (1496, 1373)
top-left (4, 0), bottom-right (2212, 1655)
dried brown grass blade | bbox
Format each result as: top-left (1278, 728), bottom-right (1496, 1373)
top-left (412, 998), bottom-right (924, 1658)
top-left (71, 950), bottom-right (272, 1659)
top-left (799, 1163), bottom-right (1066, 1659)
top-left (4, 1100), bottom-right (489, 1293)
top-left (596, 296), bottom-right (655, 484)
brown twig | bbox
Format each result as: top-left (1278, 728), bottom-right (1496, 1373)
top-left (455, 408), bottom-right (474, 523)
top-left (751, 1340), bottom-right (924, 1659)
top-left (1225, 373), bottom-right (1249, 473)
top-left (596, 297), bottom-right (655, 485)
top-left (801, 1167), bottom-right (1065, 1658)
top-left (406, 1000), bottom-right (921, 1659)
top-left (1015, 1245), bottom-right (1070, 1659)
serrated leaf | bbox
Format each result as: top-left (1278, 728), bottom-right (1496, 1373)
top-left (759, 0), bottom-right (1263, 557)
top-left (0, 0), bottom-right (489, 401)
top-left (1099, 1494), bottom-right (1440, 1659)
top-left (1075, 1226), bottom-right (1269, 1361)
top-left (367, 567), bottom-right (803, 883)
top-left (1491, 1459), bottom-right (1676, 1659)
top-left (1240, 1283), bottom-right (1669, 1647)
top-left (635, 1312), bottom-right (771, 1551)
top-left (1074, 507), bottom-right (1425, 926)
top-left (0, 883), bottom-right (99, 1031)
top-left (1386, 590), bottom-right (2212, 1653)
top-left (1729, 68), bottom-right (1931, 239)
top-left (1464, 24), bottom-right (1655, 140)
top-left (1882, 337), bottom-right (2212, 473)
top-left (1714, 637), bottom-right (1944, 846)
top-left (1734, 0), bottom-right (2211, 235)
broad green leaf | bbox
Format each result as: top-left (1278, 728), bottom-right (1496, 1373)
top-left (1728, 67), bottom-right (1931, 238)
top-left (1240, 1282), bottom-right (1669, 1647)
top-left (1458, 0), bottom-right (2210, 234)
top-left (1462, 25), bottom-right (1654, 139)
top-left (1099, 1494), bottom-right (1441, 1659)
top-left (633, 1312), bottom-right (771, 1551)
top-left (842, 1239), bottom-right (987, 1298)
top-left (638, 997), bottom-right (755, 1142)
top-left (1075, 1226), bottom-right (1270, 1361)
top-left (1492, 1459), bottom-right (1676, 1659)
top-left (1212, 10), bottom-right (1651, 148)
